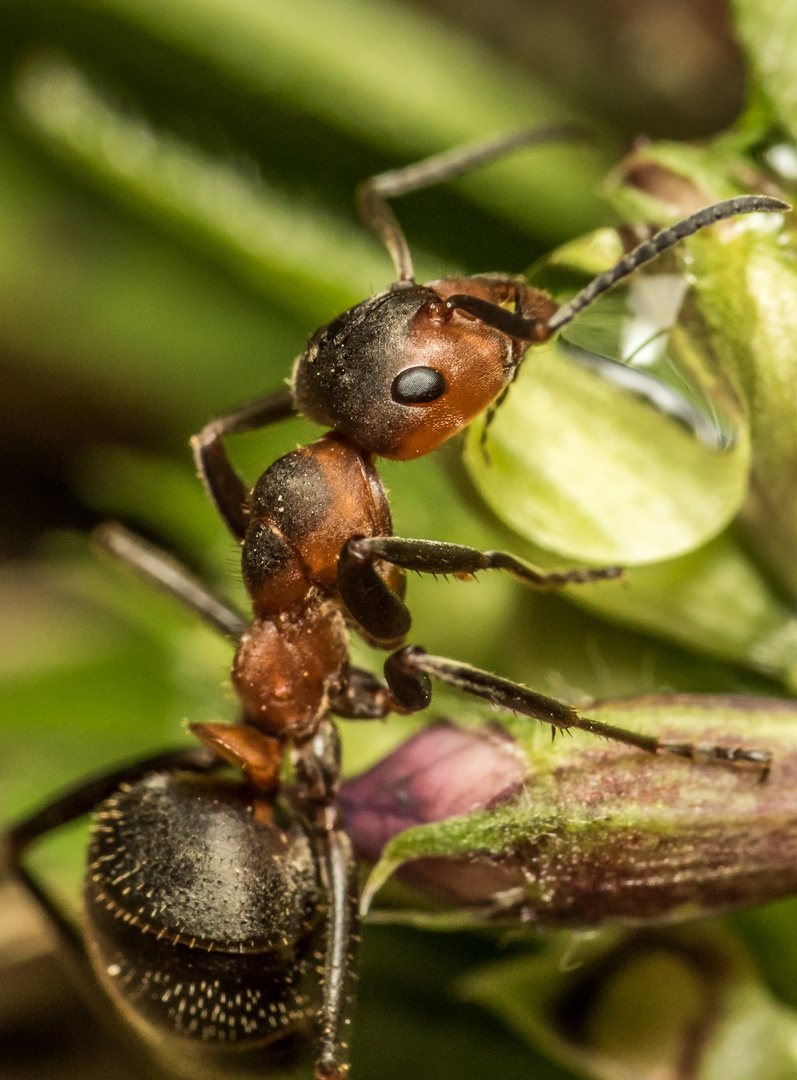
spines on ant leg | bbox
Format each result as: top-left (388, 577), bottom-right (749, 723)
top-left (385, 646), bottom-right (772, 777)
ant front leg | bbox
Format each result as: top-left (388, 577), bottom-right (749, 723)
top-left (191, 388), bottom-right (296, 539)
top-left (385, 646), bottom-right (772, 776)
top-left (357, 123), bottom-right (589, 282)
top-left (337, 534), bottom-right (623, 643)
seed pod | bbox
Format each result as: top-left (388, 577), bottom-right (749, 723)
top-left (343, 696), bottom-right (797, 925)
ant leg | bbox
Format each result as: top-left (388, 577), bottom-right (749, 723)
top-left (191, 389), bottom-right (296, 539)
top-left (338, 534), bottom-right (622, 644)
top-left (329, 667), bottom-right (393, 720)
top-left (313, 825), bottom-right (359, 1080)
top-left (385, 645), bottom-right (772, 775)
top-left (293, 721), bottom-right (359, 1080)
top-left (5, 747), bottom-right (219, 985)
top-left (358, 124), bottom-right (590, 282)
top-left (93, 522), bottom-right (248, 641)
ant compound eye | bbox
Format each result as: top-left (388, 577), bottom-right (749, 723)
top-left (391, 366), bottom-right (447, 405)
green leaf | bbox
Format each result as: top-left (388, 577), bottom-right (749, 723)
top-left (465, 340), bottom-right (750, 565)
top-left (564, 532), bottom-right (797, 692)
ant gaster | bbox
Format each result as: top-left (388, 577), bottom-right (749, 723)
top-left (7, 127), bottom-right (786, 1080)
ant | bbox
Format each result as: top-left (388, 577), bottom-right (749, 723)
top-left (6, 126), bottom-right (786, 1080)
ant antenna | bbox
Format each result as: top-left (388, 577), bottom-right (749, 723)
top-left (548, 195), bottom-right (790, 332)
top-left (357, 123), bottom-right (592, 283)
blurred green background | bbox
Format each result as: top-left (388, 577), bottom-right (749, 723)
top-left (2, 1), bottom-right (796, 1079)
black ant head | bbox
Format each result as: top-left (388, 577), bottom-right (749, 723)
top-left (291, 277), bottom-right (557, 460)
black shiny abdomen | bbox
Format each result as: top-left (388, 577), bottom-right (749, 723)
top-left (84, 773), bottom-right (323, 1053)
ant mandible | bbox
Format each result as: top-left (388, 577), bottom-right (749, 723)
top-left (6, 126), bottom-right (784, 1080)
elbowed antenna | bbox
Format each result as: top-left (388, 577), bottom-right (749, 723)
top-left (357, 123), bottom-right (592, 283)
top-left (548, 195), bottom-right (791, 332)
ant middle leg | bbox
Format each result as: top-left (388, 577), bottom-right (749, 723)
top-left (93, 522), bottom-right (247, 640)
top-left (329, 666), bottom-right (394, 721)
top-left (384, 646), bottom-right (772, 776)
top-left (338, 534), bottom-right (622, 643)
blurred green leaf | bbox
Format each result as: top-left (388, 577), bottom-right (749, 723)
top-left (354, 925), bottom-right (569, 1080)
top-left (732, 0), bottom-right (797, 145)
top-left (87, 0), bottom-right (610, 239)
top-left (0, 123), bottom-right (305, 428)
top-left (461, 925), bottom-right (797, 1080)
top-left (14, 55), bottom-right (404, 323)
